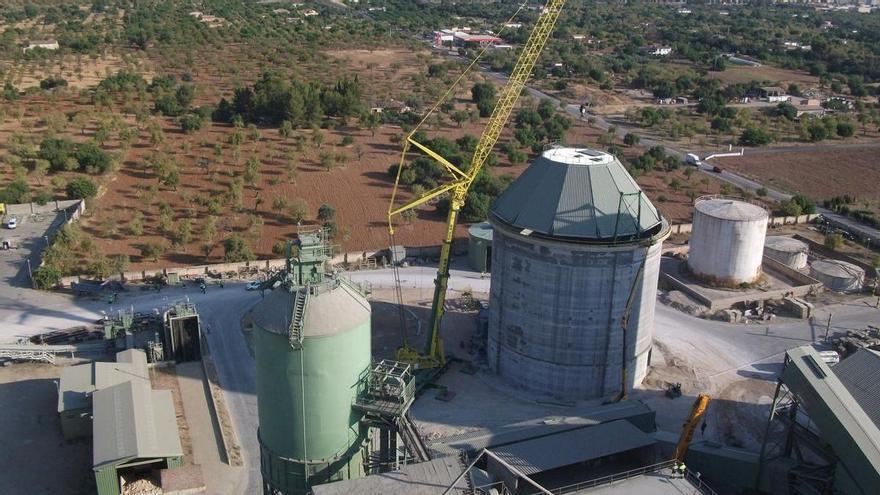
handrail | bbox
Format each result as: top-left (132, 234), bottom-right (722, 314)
top-left (549, 459), bottom-right (716, 495)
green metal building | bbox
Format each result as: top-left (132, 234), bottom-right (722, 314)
top-left (467, 222), bottom-right (493, 273)
top-left (253, 230), bottom-right (372, 494)
top-left (57, 349), bottom-right (150, 440)
top-left (92, 380), bottom-right (183, 495)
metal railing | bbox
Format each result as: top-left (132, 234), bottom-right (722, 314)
top-left (547, 460), bottom-right (717, 495)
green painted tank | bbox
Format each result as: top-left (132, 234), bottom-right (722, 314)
top-left (253, 280), bottom-right (371, 495)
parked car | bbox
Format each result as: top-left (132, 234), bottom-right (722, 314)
top-left (712, 166), bottom-right (723, 173)
top-left (5, 217), bottom-right (17, 229)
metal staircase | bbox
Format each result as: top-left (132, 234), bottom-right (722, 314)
top-left (288, 288), bottom-right (309, 349)
top-left (396, 412), bottom-right (431, 463)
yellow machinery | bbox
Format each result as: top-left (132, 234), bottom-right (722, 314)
top-left (387, 0), bottom-right (566, 368)
top-left (674, 394), bottom-right (711, 461)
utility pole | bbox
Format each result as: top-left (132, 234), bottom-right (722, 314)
top-left (26, 259), bottom-right (34, 288)
top-left (824, 313), bottom-right (833, 340)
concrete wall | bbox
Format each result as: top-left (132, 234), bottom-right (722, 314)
top-left (487, 220), bottom-right (667, 401)
top-left (667, 214), bottom-right (817, 236)
top-left (661, 256), bottom-right (822, 311)
top-left (58, 239), bottom-right (468, 287)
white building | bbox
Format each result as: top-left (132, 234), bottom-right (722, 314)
top-left (23, 39), bottom-right (59, 52)
top-left (644, 45), bottom-right (672, 56)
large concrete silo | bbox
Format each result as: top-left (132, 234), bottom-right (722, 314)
top-left (487, 148), bottom-right (670, 401)
top-left (688, 197), bottom-right (768, 286)
top-left (253, 232), bottom-right (371, 494)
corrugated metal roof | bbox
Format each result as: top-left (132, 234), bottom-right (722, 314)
top-left (92, 380), bottom-right (183, 468)
top-left (782, 346), bottom-right (880, 493)
top-left (833, 349), bottom-right (880, 430)
top-left (490, 148), bottom-right (663, 241)
top-left (115, 349), bottom-right (148, 370)
top-left (489, 420), bottom-right (656, 476)
top-left (311, 456), bottom-right (469, 495)
top-left (426, 400), bottom-right (654, 457)
top-left (57, 360), bottom-right (150, 412)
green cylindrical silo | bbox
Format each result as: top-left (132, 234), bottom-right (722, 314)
top-left (253, 281), bottom-right (371, 495)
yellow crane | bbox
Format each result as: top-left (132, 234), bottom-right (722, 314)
top-left (674, 394), bottom-right (711, 462)
top-left (387, 0), bottom-right (566, 368)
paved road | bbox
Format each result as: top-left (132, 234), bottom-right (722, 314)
top-left (476, 58), bottom-right (880, 244)
top-left (2, 263), bottom-right (878, 494)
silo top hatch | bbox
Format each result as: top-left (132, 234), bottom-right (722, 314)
top-left (490, 147), bottom-right (664, 242)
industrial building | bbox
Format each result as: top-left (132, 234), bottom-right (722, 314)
top-left (57, 349), bottom-right (150, 440)
top-left (758, 346), bottom-right (880, 495)
top-left (55, 348), bottom-right (188, 494)
top-left (486, 147), bottom-right (670, 400)
top-left (92, 380), bottom-right (183, 495)
top-left (688, 197), bottom-right (769, 286)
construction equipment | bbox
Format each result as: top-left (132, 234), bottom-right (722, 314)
top-left (387, 0), bottom-right (566, 368)
top-left (674, 394), bottom-right (711, 461)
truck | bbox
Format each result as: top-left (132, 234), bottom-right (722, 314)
top-left (684, 153), bottom-right (702, 167)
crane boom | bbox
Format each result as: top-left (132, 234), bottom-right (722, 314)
top-left (388, 0), bottom-right (566, 368)
top-left (675, 394), bottom-right (711, 462)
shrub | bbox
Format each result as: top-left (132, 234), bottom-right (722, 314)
top-left (756, 187), bottom-right (768, 197)
top-left (33, 190), bottom-right (53, 205)
top-left (223, 235), bottom-right (255, 262)
top-left (0, 179), bottom-right (30, 203)
top-left (75, 142), bottom-right (112, 174)
top-left (40, 76), bottom-right (68, 90)
top-left (623, 133), bottom-right (640, 146)
top-left (139, 243), bottom-right (164, 261)
top-left (317, 203), bottom-right (336, 222)
top-left (836, 122), bottom-right (855, 138)
top-left (824, 233), bottom-right (844, 251)
top-left (289, 199), bottom-right (309, 223)
top-left (66, 177), bottom-right (98, 199)
top-left (179, 113), bottom-right (203, 133)
top-left (32, 265), bottom-right (62, 289)
top-left (739, 126), bottom-right (772, 146)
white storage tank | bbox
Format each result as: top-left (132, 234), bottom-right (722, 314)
top-left (764, 236), bottom-right (809, 270)
top-left (810, 259), bottom-right (865, 293)
top-left (487, 148), bottom-right (670, 401)
top-left (688, 197), bottom-right (768, 286)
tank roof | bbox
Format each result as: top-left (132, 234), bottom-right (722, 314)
top-left (251, 280), bottom-right (370, 338)
top-left (765, 236), bottom-right (808, 252)
top-left (695, 197), bottom-right (768, 221)
top-left (468, 221), bottom-right (493, 241)
top-left (490, 147), bottom-right (664, 241)
top-left (811, 259), bottom-right (865, 278)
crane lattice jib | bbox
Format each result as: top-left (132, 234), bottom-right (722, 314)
top-left (388, 0), bottom-right (566, 368)
top-left (463, 0), bottom-right (565, 196)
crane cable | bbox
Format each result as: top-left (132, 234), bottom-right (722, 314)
top-left (407, 1), bottom-right (530, 137)
top-left (389, 1), bottom-right (530, 352)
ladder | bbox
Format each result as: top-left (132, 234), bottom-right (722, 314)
top-left (289, 288), bottom-right (309, 349)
